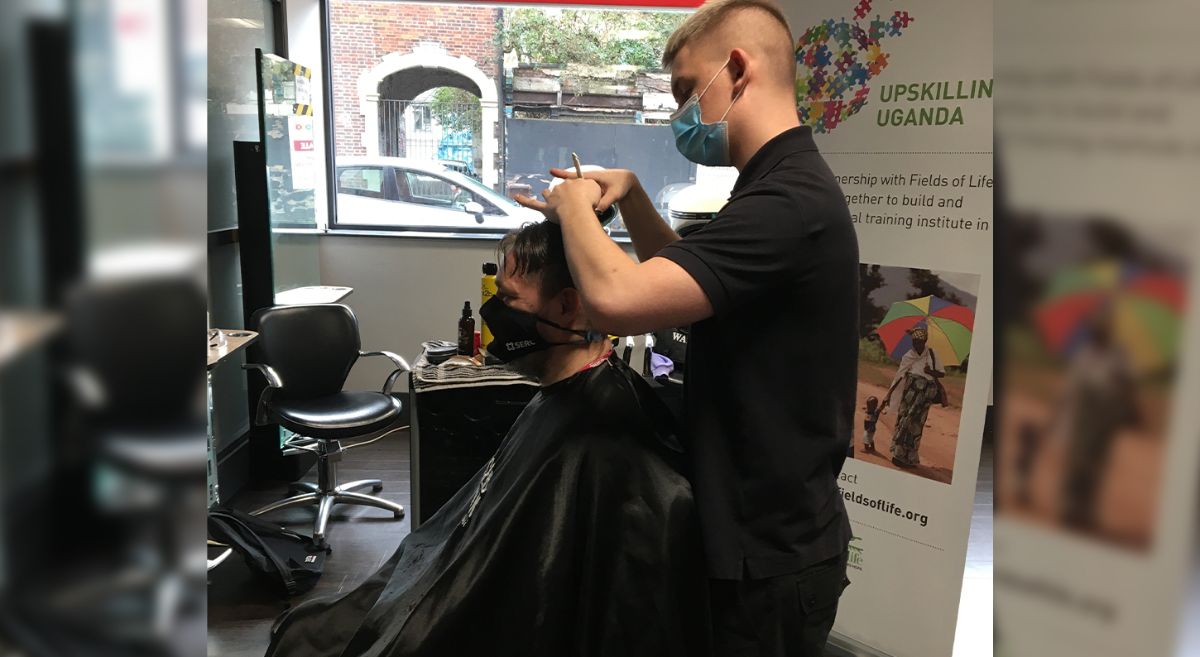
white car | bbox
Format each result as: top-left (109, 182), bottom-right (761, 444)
top-left (335, 157), bottom-right (544, 232)
top-left (667, 180), bottom-right (733, 236)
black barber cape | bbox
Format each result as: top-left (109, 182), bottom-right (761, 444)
top-left (264, 354), bottom-right (710, 657)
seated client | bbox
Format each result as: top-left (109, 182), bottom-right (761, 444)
top-left (264, 220), bottom-right (709, 657)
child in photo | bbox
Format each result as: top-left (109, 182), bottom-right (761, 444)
top-left (862, 395), bottom-right (882, 453)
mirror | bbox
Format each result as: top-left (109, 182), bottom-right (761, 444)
top-left (464, 201), bottom-right (485, 224)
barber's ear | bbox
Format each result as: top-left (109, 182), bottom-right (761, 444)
top-left (728, 48), bottom-right (750, 94)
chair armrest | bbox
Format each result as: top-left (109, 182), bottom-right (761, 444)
top-left (65, 365), bottom-right (107, 409)
top-left (359, 350), bottom-right (410, 395)
top-left (242, 363), bottom-right (283, 426)
top-left (242, 363), bottom-right (283, 388)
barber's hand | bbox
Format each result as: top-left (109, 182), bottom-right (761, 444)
top-left (546, 177), bottom-right (602, 219)
top-left (548, 167), bottom-right (639, 213)
top-left (516, 178), bottom-right (602, 223)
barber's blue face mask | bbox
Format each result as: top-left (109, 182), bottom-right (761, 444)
top-left (670, 59), bottom-right (743, 167)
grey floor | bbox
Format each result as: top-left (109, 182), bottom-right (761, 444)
top-left (207, 435), bottom-right (994, 657)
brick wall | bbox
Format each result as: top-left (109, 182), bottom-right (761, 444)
top-left (330, 1), bottom-right (501, 156)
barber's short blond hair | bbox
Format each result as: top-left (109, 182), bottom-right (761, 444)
top-left (662, 0), bottom-right (794, 72)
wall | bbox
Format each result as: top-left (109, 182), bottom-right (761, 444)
top-left (329, 0), bottom-right (501, 157)
top-left (319, 235), bottom-right (504, 392)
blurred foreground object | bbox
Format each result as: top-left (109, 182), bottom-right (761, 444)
top-left (1, 277), bottom-right (206, 656)
top-left (0, 0), bottom-right (207, 654)
top-left (996, 0), bottom-right (1200, 655)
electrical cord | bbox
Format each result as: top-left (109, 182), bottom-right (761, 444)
top-left (341, 424), bottom-right (410, 452)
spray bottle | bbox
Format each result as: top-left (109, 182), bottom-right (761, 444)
top-left (481, 262), bottom-right (498, 353)
top-left (457, 301), bottom-right (475, 356)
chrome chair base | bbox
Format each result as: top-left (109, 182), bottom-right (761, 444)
top-left (250, 440), bottom-right (404, 547)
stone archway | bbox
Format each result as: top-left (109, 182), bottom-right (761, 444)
top-left (358, 43), bottom-right (499, 189)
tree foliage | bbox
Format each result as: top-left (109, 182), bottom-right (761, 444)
top-left (908, 268), bottom-right (964, 305)
top-left (860, 263), bottom-right (886, 337)
top-left (429, 87), bottom-right (481, 135)
top-left (500, 9), bottom-right (686, 68)
top-left (859, 336), bottom-right (892, 365)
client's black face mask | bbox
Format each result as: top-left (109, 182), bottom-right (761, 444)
top-left (480, 296), bottom-right (601, 363)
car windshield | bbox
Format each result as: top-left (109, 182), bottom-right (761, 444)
top-left (437, 168), bottom-right (520, 209)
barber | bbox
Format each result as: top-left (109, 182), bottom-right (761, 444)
top-left (517, 0), bottom-right (858, 654)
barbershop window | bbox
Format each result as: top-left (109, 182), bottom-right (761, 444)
top-left (326, 1), bottom-right (698, 236)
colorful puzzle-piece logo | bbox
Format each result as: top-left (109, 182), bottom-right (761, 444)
top-left (851, 24), bottom-right (871, 50)
top-left (814, 44), bottom-right (833, 67)
top-left (867, 18), bottom-right (885, 41)
top-left (868, 56), bottom-right (887, 77)
top-left (794, 1), bottom-right (914, 133)
top-left (832, 21), bottom-right (852, 48)
top-left (836, 51), bottom-right (854, 73)
top-left (823, 101), bottom-right (845, 131)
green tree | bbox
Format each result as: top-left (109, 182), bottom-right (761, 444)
top-left (859, 335), bottom-right (892, 365)
top-left (908, 268), bottom-right (964, 305)
top-left (860, 263), bottom-right (886, 337)
top-left (429, 87), bottom-right (481, 135)
top-left (500, 9), bottom-right (685, 68)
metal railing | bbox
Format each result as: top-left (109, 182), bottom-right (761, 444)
top-left (376, 100), bottom-right (488, 176)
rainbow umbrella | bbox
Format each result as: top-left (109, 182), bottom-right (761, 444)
top-left (875, 296), bottom-right (975, 366)
top-left (1034, 261), bottom-right (1185, 374)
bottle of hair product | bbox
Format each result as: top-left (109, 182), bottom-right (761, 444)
top-left (480, 262), bottom-right (498, 352)
top-left (457, 301), bottom-right (475, 356)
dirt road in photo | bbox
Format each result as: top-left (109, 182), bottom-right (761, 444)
top-left (851, 362), bottom-right (967, 484)
top-left (996, 389), bottom-right (1162, 551)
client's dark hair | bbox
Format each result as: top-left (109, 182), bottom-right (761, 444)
top-left (498, 221), bottom-right (575, 297)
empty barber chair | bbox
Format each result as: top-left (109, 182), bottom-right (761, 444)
top-left (48, 276), bottom-right (208, 652)
top-left (243, 304), bottom-right (408, 547)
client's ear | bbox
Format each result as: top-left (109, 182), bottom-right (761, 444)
top-left (557, 288), bottom-right (583, 324)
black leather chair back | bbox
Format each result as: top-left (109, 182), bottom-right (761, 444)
top-left (66, 277), bottom-right (205, 427)
top-left (250, 304), bottom-right (360, 399)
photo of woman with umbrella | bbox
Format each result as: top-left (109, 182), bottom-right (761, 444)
top-left (997, 251), bottom-right (1188, 550)
top-left (881, 325), bottom-right (948, 467)
top-left (852, 270), bottom-right (979, 484)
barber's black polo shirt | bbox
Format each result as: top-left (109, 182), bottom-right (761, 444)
top-left (657, 126), bottom-right (858, 581)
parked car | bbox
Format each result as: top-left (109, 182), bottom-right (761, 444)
top-left (504, 172), bottom-right (554, 201)
top-left (438, 159), bottom-right (479, 179)
top-left (335, 157), bottom-right (543, 232)
top-left (667, 181), bottom-right (733, 236)
top-left (655, 182), bottom-right (694, 217)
